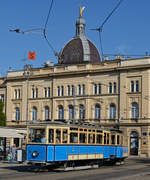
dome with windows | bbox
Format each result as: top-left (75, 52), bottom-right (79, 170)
top-left (58, 10), bottom-right (101, 64)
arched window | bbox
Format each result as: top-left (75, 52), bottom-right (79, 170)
top-left (15, 107), bottom-right (20, 121)
top-left (109, 83), bottom-right (112, 94)
top-left (131, 102), bottom-right (139, 119)
top-left (32, 107), bottom-right (37, 121)
top-left (79, 104), bottom-right (85, 119)
top-left (69, 105), bottom-right (74, 120)
top-left (131, 81), bottom-right (134, 92)
top-left (95, 104), bottom-right (101, 119)
top-left (58, 105), bottom-right (64, 120)
top-left (45, 106), bottom-right (50, 120)
top-left (109, 104), bottom-right (116, 119)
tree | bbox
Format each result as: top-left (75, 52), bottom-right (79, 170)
top-left (0, 100), bottom-right (6, 126)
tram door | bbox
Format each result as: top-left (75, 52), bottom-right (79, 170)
top-left (130, 131), bottom-right (139, 155)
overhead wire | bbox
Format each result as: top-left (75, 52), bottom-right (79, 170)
top-left (90, 0), bottom-right (124, 60)
top-left (43, 0), bottom-right (58, 56)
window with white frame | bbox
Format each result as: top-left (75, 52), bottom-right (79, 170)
top-left (15, 107), bottom-right (20, 121)
top-left (58, 105), bottom-right (64, 120)
top-left (82, 84), bottom-right (85, 96)
top-left (14, 89), bottom-right (21, 99)
top-left (32, 106), bottom-right (37, 120)
top-left (69, 105), bottom-right (74, 120)
top-left (57, 86), bottom-right (60, 96)
top-left (109, 104), bottom-right (116, 119)
top-left (131, 102), bottom-right (139, 119)
top-left (79, 104), bottom-right (85, 119)
top-left (44, 87), bottom-right (50, 97)
top-left (67, 85), bottom-right (71, 96)
top-left (45, 106), bottom-right (50, 120)
top-left (109, 83), bottom-right (112, 94)
top-left (95, 104), bottom-right (101, 119)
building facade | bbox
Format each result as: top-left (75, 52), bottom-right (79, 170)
top-left (1, 9), bottom-right (150, 157)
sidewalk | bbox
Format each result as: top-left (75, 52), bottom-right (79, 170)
top-left (0, 160), bottom-right (27, 167)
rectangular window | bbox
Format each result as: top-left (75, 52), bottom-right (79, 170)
top-left (94, 84), bottom-right (97, 95)
top-left (72, 85), bottom-right (75, 96)
top-left (44, 88), bottom-right (47, 97)
top-left (48, 129), bottom-right (54, 143)
top-left (78, 85), bottom-right (81, 96)
top-left (14, 89), bottom-right (17, 99)
top-left (82, 84), bottom-right (85, 96)
top-left (107, 133), bottom-right (110, 144)
top-left (61, 86), bottom-right (64, 96)
top-left (56, 129), bottom-right (61, 143)
top-left (96, 134), bottom-right (102, 144)
top-left (57, 86), bottom-right (60, 96)
top-left (70, 133), bottom-right (78, 143)
top-left (131, 81), bottom-right (134, 92)
top-left (48, 87), bottom-right (50, 97)
top-left (62, 129), bottom-right (68, 143)
top-left (32, 88), bottom-right (35, 98)
top-left (104, 133), bottom-right (106, 144)
top-left (111, 135), bottom-right (115, 145)
top-left (88, 134), bottom-right (95, 144)
top-left (80, 133), bottom-right (86, 143)
top-left (36, 88), bottom-right (38, 98)
top-left (117, 135), bottom-right (120, 145)
top-left (0, 94), bottom-right (4, 102)
top-left (98, 84), bottom-right (101, 94)
top-left (113, 82), bottom-right (116, 93)
top-left (68, 86), bottom-right (70, 96)
top-left (136, 80), bottom-right (139, 92)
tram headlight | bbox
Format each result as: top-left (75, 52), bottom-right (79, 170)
top-left (32, 151), bottom-right (39, 157)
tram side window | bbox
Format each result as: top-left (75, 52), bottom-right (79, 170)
top-left (117, 135), bottom-right (120, 145)
top-left (107, 133), bottom-right (110, 144)
top-left (88, 134), bottom-right (95, 144)
top-left (104, 133), bottom-right (106, 144)
top-left (62, 129), bottom-right (68, 143)
top-left (56, 129), bottom-right (61, 143)
top-left (49, 129), bottom-right (54, 143)
top-left (70, 133), bottom-right (78, 143)
top-left (111, 135), bottom-right (115, 145)
top-left (80, 133), bottom-right (86, 143)
top-left (96, 134), bottom-right (102, 144)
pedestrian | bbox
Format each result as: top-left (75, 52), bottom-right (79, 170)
top-left (10, 144), bottom-right (17, 163)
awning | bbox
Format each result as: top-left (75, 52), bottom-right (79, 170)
top-left (0, 128), bottom-right (24, 138)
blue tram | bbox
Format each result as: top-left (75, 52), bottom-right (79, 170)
top-left (26, 121), bottom-right (128, 169)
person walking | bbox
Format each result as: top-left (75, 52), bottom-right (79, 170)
top-left (10, 144), bottom-right (17, 163)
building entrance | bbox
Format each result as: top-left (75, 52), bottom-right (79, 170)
top-left (130, 131), bottom-right (139, 155)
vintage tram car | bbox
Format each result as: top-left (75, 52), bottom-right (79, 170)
top-left (26, 121), bottom-right (128, 169)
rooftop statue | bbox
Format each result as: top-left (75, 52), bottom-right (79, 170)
top-left (79, 6), bottom-right (85, 17)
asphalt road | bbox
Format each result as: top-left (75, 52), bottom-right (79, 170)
top-left (0, 157), bottom-right (150, 180)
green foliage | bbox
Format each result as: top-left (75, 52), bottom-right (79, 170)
top-left (0, 100), bottom-right (6, 126)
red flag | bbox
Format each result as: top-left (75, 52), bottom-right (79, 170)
top-left (28, 51), bottom-right (36, 60)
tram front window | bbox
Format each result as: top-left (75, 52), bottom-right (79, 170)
top-left (28, 128), bottom-right (46, 143)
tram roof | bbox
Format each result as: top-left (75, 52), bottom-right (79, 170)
top-left (27, 120), bottom-right (121, 133)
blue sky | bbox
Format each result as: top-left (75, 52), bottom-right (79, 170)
top-left (0, 0), bottom-right (150, 76)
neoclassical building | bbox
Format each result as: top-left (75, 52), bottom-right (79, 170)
top-left (1, 10), bottom-right (150, 157)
